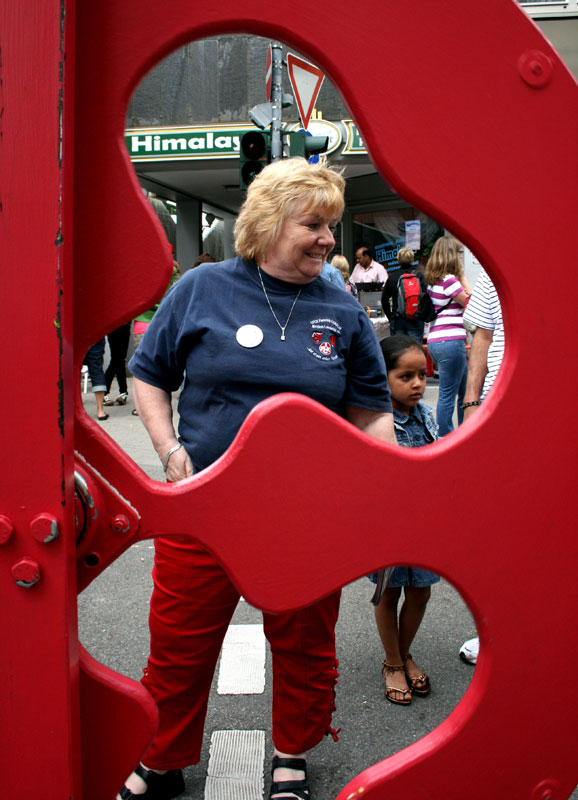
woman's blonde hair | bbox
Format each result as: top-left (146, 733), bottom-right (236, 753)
top-left (234, 158), bottom-right (345, 263)
top-left (397, 248), bottom-right (414, 266)
top-left (330, 254), bottom-right (350, 280)
top-left (425, 236), bottom-right (461, 285)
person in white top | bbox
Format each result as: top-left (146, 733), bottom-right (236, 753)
top-left (461, 268), bottom-right (504, 414)
top-left (458, 268), bottom-right (504, 666)
top-left (350, 245), bottom-right (388, 284)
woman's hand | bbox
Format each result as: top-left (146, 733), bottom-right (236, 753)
top-left (165, 445), bottom-right (194, 483)
top-left (133, 377), bottom-right (194, 480)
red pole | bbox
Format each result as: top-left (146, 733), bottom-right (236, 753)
top-left (0, 1), bottom-right (80, 797)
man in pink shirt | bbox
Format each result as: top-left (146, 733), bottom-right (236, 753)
top-left (350, 245), bottom-right (388, 285)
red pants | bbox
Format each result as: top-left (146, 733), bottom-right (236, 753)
top-left (141, 536), bottom-right (341, 770)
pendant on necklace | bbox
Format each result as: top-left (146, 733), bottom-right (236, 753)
top-left (257, 265), bottom-right (301, 343)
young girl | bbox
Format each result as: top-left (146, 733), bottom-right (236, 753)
top-left (372, 334), bottom-right (440, 705)
top-left (425, 236), bottom-right (472, 436)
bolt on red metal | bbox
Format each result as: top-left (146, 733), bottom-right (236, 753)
top-left (110, 514), bottom-right (130, 534)
top-left (30, 513), bottom-right (60, 543)
top-left (12, 558), bottom-right (41, 588)
top-left (518, 49), bottom-right (553, 88)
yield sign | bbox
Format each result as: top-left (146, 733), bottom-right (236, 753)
top-left (286, 53), bottom-right (325, 131)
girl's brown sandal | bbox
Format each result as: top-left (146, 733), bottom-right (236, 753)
top-left (403, 653), bottom-right (431, 696)
top-left (382, 660), bottom-right (412, 705)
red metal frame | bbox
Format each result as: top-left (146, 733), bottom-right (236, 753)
top-left (1, 0), bottom-right (577, 797)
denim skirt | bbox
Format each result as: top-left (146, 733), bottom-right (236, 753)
top-left (368, 567), bottom-right (440, 588)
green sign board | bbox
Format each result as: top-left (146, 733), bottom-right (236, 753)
top-left (125, 125), bottom-right (250, 160)
top-left (342, 120), bottom-right (366, 154)
top-left (125, 121), bottom-right (368, 161)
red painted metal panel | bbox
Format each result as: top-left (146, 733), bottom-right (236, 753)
top-left (0, 2), bottom-right (81, 798)
top-left (1, 0), bottom-right (577, 797)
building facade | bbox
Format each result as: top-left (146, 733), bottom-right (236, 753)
top-left (125, 4), bottom-right (578, 282)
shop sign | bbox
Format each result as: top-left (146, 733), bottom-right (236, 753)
top-left (405, 220), bottom-right (421, 250)
top-left (375, 237), bottom-right (405, 269)
top-left (125, 125), bottom-right (250, 161)
top-left (125, 120), bottom-right (367, 161)
top-left (342, 120), bottom-right (367, 154)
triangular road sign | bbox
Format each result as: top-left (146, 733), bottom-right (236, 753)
top-left (286, 53), bottom-right (325, 131)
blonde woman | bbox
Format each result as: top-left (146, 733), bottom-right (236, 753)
top-left (425, 237), bottom-right (472, 435)
top-left (123, 158), bottom-right (396, 800)
top-left (331, 254), bottom-right (357, 296)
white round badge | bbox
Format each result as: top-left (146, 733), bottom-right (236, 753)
top-left (236, 324), bottom-right (264, 348)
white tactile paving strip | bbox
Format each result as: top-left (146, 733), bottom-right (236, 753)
top-left (217, 624), bottom-right (266, 695)
top-left (205, 730), bottom-right (265, 800)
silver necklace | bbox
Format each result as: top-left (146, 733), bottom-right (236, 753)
top-left (257, 266), bottom-right (302, 341)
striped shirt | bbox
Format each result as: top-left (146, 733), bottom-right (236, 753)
top-left (462, 269), bottom-right (504, 399)
top-left (427, 275), bottom-right (467, 342)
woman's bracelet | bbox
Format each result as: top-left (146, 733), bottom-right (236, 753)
top-left (461, 400), bottom-right (482, 410)
top-left (162, 443), bottom-right (183, 472)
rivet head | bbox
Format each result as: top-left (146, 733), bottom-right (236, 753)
top-left (0, 515), bottom-right (14, 545)
top-left (12, 558), bottom-right (41, 588)
top-left (519, 49), bottom-right (553, 89)
top-left (110, 514), bottom-right (130, 534)
top-left (30, 513), bottom-right (60, 543)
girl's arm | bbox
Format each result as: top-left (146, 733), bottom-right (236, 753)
top-left (345, 406), bottom-right (397, 445)
top-left (448, 271), bottom-right (471, 307)
top-left (453, 289), bottom-right (470, 307)
top-left (456, 264), bottom-right (473, 297)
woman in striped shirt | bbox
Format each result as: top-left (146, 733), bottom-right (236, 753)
top-left (425, 237), bottom-right (472, 436)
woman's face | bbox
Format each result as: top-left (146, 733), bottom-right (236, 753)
top-left (261, 208), bottom-right (339, 284)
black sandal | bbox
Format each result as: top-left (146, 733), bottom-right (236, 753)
top-left (119, 764), bottom-right (185, 800)
top-left (269, 756), bottom-right (309, 799)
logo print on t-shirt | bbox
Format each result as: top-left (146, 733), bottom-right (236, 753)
top-left (312, 330), bottom-right (336, 356)
top-left (308, 318), bottom-right (342, 362)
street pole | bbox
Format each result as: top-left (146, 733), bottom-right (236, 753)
top-left (270, 43), bottom-right (283, 162)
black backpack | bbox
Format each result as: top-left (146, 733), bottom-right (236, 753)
top-left (416, 290), bottom-right (437, 322)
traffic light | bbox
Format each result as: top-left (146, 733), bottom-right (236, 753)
top-left (239, 130), bottom-right (271, 189)
top-left (288, 130), bottom-right (329, 161)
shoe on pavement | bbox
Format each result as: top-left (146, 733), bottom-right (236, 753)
top-left (103, 394), bottom-right (114, 406)
top-left (115, 392), bottom-right (128, 405)
top-left (459, 637), bottom-right (479, 664)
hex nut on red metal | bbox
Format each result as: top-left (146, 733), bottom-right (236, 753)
top-left (518, 49), bottom-right (553, 89)
top-left (12, 557), bottom-right (41, 588)
top-left (30, 513), bottom-right (60, 543)
top-left (110, 514), bottom-right (130, 534)
top-left (0, 515), bottom-right (14, 545)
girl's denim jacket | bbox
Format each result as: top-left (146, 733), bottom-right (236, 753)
top-left (393, 402), bottom-right (438, 448)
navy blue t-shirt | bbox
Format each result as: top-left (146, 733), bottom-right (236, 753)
top-left (129, 257), bottom-right (391, 471)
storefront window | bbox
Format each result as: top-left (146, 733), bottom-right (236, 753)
top-left (353, 208), bottom-right (444, 276)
